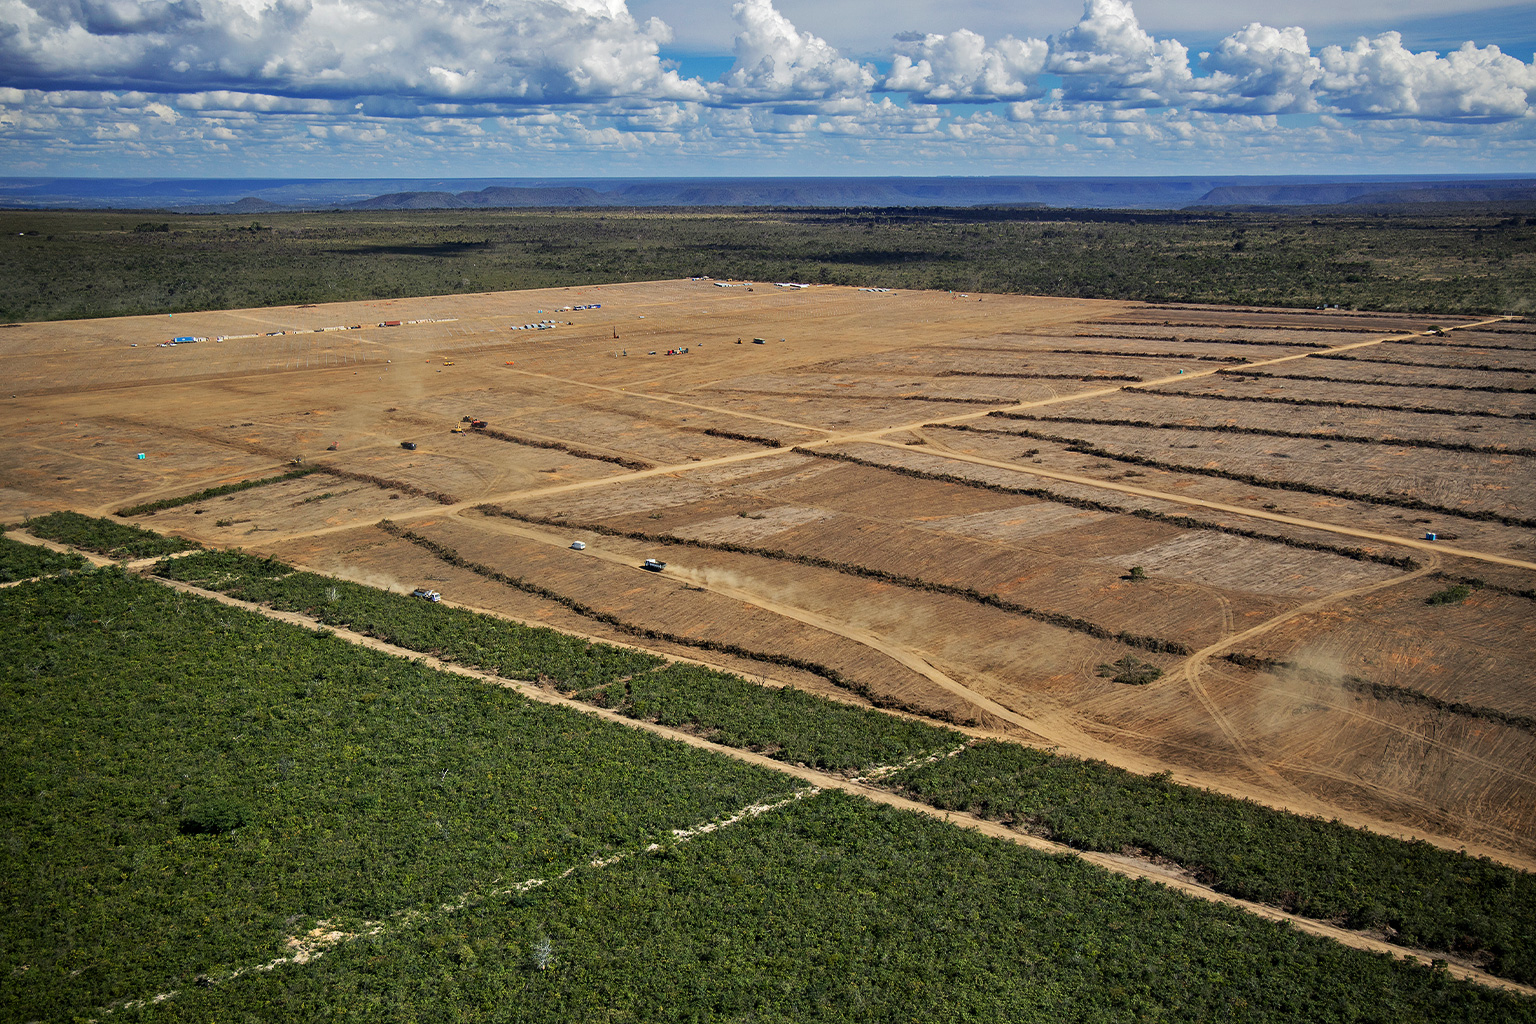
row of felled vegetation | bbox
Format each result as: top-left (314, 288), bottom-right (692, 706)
top-left (984, 411), bottom-right (1536, 459)
top-left (149, 532), bottom-right (1535, 984)
top-left (2, 206), bottom-right (1532, 321)
top-left (479, 506), bottom-right (1192, 655)
top-left (792, 447), bottom-right (1419, 568)
top-left (965, 422), bottom-right (1536, 529)
top-left (115, 466), bottom-right (320, 516)
top-left (1126, 383), bottom-right (1536, 421)
top-left (1218, 367), bottom-right (1536, 395)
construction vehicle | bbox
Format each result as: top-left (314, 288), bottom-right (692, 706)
top-left (469, 419), bottom-right (487, 430)
top-left (325, 442), bottom-right (339, 451)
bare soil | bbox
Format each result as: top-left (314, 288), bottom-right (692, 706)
top-left (2, 280), bottom-right (1531, 865)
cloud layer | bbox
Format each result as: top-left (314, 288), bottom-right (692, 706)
top-left (0, 0), bottom-right (1531, 174)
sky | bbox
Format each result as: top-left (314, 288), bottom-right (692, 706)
top-left (1, 0), bottom-right (1533, 178)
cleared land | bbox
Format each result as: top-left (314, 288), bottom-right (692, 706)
top-left (2, 280), bottom-right (1533, 877)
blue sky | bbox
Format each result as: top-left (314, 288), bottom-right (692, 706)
top-left (1, 0), bottom-right (1532, 177)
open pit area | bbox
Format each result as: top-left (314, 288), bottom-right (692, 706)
top-left (3, 278), bottom-right (1533, 866)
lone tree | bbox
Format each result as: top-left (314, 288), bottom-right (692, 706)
top-left (1127, 566), bottom-right (1147, 582)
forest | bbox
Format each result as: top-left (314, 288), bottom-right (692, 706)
top-left (5, 563), bottom-right (1536, 1022)
top-left (152, 544), bottom-right (1536, 985)
top-left (1, 205), bottom-right (1531, 321)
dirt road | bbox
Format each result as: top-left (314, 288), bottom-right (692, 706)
top-left (117, 562), bottom-right (1531, 998)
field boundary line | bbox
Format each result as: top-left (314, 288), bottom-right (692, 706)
top-left (98, 788), bottom-right (819, 1017)
top-left (855, 438), bottom-right (1536, 572)
top-left (108, 568), bottom-right (1536, 997)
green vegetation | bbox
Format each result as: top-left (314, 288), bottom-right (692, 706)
top-left (2, 206), bottom-right (1531, 322)
top-left (1427, 583), bottom-right (1476, 605)
top-left (23, 509), bottom-right (198, 559)
top-left (0, 529), bottom-right (89, 581)
top-left (110, 793), bottom-right (1536, 1023)
top-left (574, 662), bottom-right (962, 771)
top-left (8, 537), bottom-right (1536, 1016)
top-left (0, 569), bottom-right (790, 1022)
top-left (1096, 654), bottom-right (1161, 684)
top-left (155, 549), bottom-right (659, 690)
top-left (154, 543), bottom-right (1536, 984)
top-left (889, 741), bottom-right (1536, 984)
top-left (115, 466), bottom-right (320, 516)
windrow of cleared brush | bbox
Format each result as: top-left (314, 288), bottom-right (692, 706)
top-left (1219, 653), bottom-right (1536, 737)
top-left (115, 466), bottom-right (322, 516)
top-left (934, 370), bottom-right (1144, 382)
top-left (1042, 348), bottom-right (1250, 363)
top-left (789, 448), bottom-right (1419, 569)
top-left (478, 506), bottom-right (1192, 656)
top-left (1123, 384), bottom-right (1536, 421)
top-left (701, 427), bottom-right (783, 447)
top-left (310, 464), bottom-right (459, 504)
top-left (371, 523), bottom-right (964, 723)
top-left (1216, 368), bottom-right (1536, 395)
top-left (1075, 331), bottom-right (1333, 348)
top-left (1391, 337), bottom-right (1536, 352)
top-left (962, 423), bottom-right (1536, 529)
top-left (1096, 319), bottom-right (1394, 334)
top-left (981, 411), bottom-right (1536, 459)
top-left (476, 426), bottom-right (654, 470)
top-left (1309, 353), bottom-right (1536, 374)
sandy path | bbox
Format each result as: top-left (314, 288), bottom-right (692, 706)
top-left (116, 567), bottom-right (1534, 998)
top-left (343, 315), bottom-right (1529, 572)
top-left (465, 513), bottom-right (995, 721)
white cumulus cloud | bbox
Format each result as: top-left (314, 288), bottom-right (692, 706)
top-left (0, 0), bottom-right (705, 107)
top-left (884, 29), bottom-right (1049, 103)
top-left (714, 0), bottom-right (875, 104)
top-left (1044, 0), bottom-right (1196, 106)
top-left (1317, 33), bottom-right (1536, 120)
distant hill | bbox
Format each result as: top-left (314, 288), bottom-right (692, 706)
top-left (1193, 179), bottom-right (1536, 207)
top-left (2, 175), bottom-right (1533, 212)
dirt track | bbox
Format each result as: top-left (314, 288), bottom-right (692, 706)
top-left (3, 281), bottom-right (1532, 866)
top-left (66, 560), bottom-right (1502, 998)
